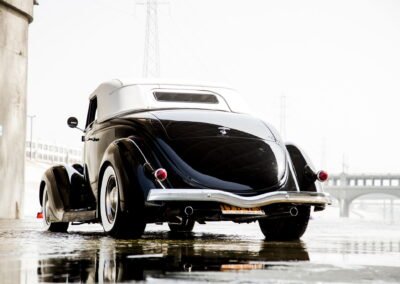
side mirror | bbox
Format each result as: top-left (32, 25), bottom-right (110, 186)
top-left (67, 117), bottom-right (79, 128)
top-left (67, 117), bottom-right (84, 132)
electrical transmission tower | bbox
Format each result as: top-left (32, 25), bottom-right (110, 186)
top-left (142, 0), bottom-right (160, 78)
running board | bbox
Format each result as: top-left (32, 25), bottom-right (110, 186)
top-left (62, 210), bottom-right (96, 222)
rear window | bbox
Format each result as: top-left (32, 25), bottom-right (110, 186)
top-left (154, 92), bottom-right (219, 104)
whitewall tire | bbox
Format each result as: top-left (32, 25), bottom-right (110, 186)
top-left (100, 166), bottom-right (120, 233)
top-left (42, 184), bottom-right (69, 232)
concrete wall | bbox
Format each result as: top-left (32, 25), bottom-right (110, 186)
top-left (0, 0), bottom-right (33, 218)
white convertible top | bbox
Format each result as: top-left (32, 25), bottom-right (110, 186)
top-left (89, 79), bottom-right (250, 123)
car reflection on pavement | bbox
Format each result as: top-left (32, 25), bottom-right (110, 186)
top-left (1, 218), bottom-right (400, 283)
top-left (37, 232), bottom-right (309, 283)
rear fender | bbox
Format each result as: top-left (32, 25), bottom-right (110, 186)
top-left (39, 164), bottom-right (93, 222)
top-left (98, 138), bottom-right (158, 215)
top-left (285, 143), bottom-right (322, 193)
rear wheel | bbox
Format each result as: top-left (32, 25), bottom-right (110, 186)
top-left (42, 185), bottom-right (69, 232)
top-left (168, 220), bottom-right (195, 233)
top-left (258, 206), bottom-right (311, 241)
top-left (100, 165), bottom-right (145, 238)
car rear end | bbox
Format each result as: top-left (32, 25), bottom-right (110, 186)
top-left (144, 109), bottom-right (330, 227)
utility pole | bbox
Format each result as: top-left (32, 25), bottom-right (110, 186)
top-left (27, 115), bottom-right (36, 160)
top-left (342, 153), bottom-right (348, 174)
top-left (321, 136), bottom-right (327, 170)
top-left (280, 94), bottom-right (287, 140)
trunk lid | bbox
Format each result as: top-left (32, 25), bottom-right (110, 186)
top-left (150, 110), bottom-right (287, 192)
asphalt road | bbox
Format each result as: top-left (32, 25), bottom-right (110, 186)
top-left (0, 210), bottom-right (399, 283)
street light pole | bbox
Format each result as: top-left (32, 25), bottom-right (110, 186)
top-left (27, 115), bottom-right (36, 160)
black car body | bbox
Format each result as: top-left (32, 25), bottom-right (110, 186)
top-left (39, 80), bottom-right (331, 239)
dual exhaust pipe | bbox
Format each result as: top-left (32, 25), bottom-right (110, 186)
top-left (289, 206), bottom-right (298, 217)
top-left (184, 206), bottom-right (194, 217)
top-left (177, 205), bottom-right (297, 225)
top-left (167, 206), bottom-right (194, 225)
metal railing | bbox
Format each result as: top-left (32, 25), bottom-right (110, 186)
top-left (327, 174), bottom-right (400, 188)
top-left (25, 141), bottom-right (82, 164)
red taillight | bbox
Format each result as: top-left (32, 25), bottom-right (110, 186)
top-left (36, 212), bottom-right (43, 219)
top-left (317, 170), bottom-right (328, 182)
top-left (154, 168), bottom-right (168, 182)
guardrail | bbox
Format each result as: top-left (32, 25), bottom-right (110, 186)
top-left (25, 141), bottom-right (82, 164)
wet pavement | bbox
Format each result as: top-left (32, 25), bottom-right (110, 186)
top-left (1, 211), bottom-right (400, 283)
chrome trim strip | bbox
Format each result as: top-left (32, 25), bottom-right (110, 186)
top-left (146, 189), bottom-right (332, 208)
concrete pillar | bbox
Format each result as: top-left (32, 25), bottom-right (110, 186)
top-left (340, 173), bottom-right (347, 186)
top-left (0, 0), bottom-right (34, 218)
top-left (339, 199), bottom-right (350, 218)
top-left (383, 199), bottom-right (386, 220)
top-left (390, 199), bottom-right (394, 225)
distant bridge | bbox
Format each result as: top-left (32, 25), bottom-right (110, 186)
top-left (324, 174), bottom-right (400, 217)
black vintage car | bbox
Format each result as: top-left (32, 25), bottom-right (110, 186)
top-left (39, 79), bottom-right (330, 239)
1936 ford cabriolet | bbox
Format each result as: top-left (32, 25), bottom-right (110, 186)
top-left (38, 79), bottom-right (331, 239)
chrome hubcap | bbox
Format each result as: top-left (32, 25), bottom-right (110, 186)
top-left (105, 176), bottom-right (118, 223)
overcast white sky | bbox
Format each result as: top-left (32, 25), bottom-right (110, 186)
top-left (27, 0), bottom-right (400, 174)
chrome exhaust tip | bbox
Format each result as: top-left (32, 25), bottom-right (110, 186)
top-left (184, 206), bottom-right (194, 216)
top-left (289, 207), bottom-right (298, 217)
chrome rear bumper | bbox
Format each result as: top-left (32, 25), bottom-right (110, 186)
top-left (146, 189), bottom-right (331, 208)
